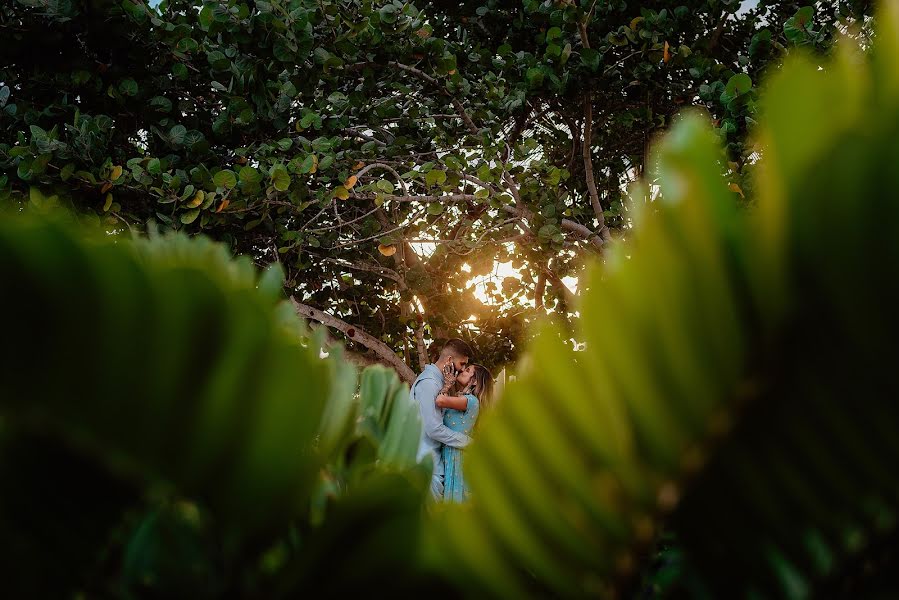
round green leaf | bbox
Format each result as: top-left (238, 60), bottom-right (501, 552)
top-left (213, 169), bottom-right (237, 189)
top-left (239, 166), bottom-right (261, 185)
top-left (271, 167), bottom-right (291, 192)
top-left (119, 78), bottom-right (138, 96)
top-left (425, 170), bottom-right (447, 187)
top-left (526, 67), bottom-right (545, 88)
top-left (169, 125), bottom-right (187, 145)
top-left (725, 73), bottom-right (753, 97)
top-left (175, 37), bottom-right (198, 53)
top-left (378, 4), bottom-right (398, 23)
top-left (150, 96), bottom-right (173, 112)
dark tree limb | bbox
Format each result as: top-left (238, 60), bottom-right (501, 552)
top-left (291, 297), bottom-right (415, 383)
top-left (535, 271), bottom-right (546, 310)
top-left (582, 91), bottom-right (610, 242)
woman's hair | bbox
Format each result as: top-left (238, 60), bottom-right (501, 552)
top-left (466, 364), bottom-right (494, 410)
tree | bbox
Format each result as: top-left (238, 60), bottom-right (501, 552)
top-left (0, 0), bottom-right (872, 378)
top-left (5, 7), bottom-right (899, 593)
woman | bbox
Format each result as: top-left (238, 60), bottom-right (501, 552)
top-left (436, 364), bottom-right (493, 502)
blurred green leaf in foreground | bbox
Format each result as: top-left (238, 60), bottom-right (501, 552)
top-left (0, 218), bottom-right (433, 597)
top-left (429, 5), bottom-right (899, 599)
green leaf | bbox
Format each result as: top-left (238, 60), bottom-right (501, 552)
top-left (118, 78), bottom-right (139, 96)
top-left (175, 37), bottom-right (198, 53)
top-left (179, 207), bottom-right (200, 224)
top-left (0, 218), bottom-right (331, 541)
top-left (213, 169), bottom-right (237, 189)
top-left (169, 125), bottom-right (187, 145)
top-left (725, 73), bottom-right (753, 97)
top-left (198, 4), bottom-right (214, 29)
top-left (298, 155), bottom-right (317, 174)
top-left (376, 180), bottom-right (395, 194)
top-left (425, 170), bottom-right (447, 187)
top-left (537, 223), bottom-right (558, 240)
top-left (427, 202), bottom-right (444, 215)
top-left (149, 96), bottom-right (173, 112)
top-left (60, 163), bottom-right (75, 182)
top-left (526, 67), bottom-right (545, 88)
top-left (147, 158), bottom-right (162, 175)
top-left (378, 4), bottom-right (398, 24)
top-left (784, 6), bottom-right (815, 44)
top-left (271, 166), bottom-right (291, 192)
top-left (239, 166), bottom-right (261, 185)
top-left (581, 48), bottom-right (601, 71)
top-left (560, 43), bottom-right (572, 65)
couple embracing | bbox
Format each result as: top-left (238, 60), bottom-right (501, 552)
top-left (412, 339), bottom-right (494, 502)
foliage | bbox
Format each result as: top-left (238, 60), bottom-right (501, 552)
top-left (2, 3), bottom-right (898, 599)
top-left (0, 0), bottom-right (873, 372)
top-left (0, 216), bottom-right (434, 597)
top-left (428, 7), bottom-right (899, 598)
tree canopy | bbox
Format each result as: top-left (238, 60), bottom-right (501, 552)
top-left (0, 0), bottom-right (872, 376)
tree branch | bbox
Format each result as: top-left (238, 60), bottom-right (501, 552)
top-left (501, 204), bottom-right (603, 249)
top-left (414, 324), bottom-right (428, 371)
top-left (561, 218), bottom-right (605, 249)
top-left (351, 193), bottom-right (479, 203)
top-left (452, 98), bottom-right (480, 134)
top-left (582, 91), bottom-right (609, 238)
top-left (355, 162), bottom-right (408, 195)
top-left (535, 271), bottom-right (546, 310)
top-left (543, 267), bottom-right (576, 310)
top-left (290, 297), bottom-right (415, 383)
top-left (340, 128), bottom-right (387, 147)
top-left (320, 257), bottom-right (407, 289)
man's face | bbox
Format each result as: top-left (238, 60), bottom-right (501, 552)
top-left (451, 355), bottom-right (469, 372)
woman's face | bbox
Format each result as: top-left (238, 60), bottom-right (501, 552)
top-left (456, 365), bottom-right (475, 386)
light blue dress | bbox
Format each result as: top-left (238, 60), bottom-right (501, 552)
top-left (442, 394), bottom-right (480, 502)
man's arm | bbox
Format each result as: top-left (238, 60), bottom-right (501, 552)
top-left (416, 378), bottom-right (472, 449)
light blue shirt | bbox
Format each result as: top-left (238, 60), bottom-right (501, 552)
top-left (412, 364), bottom-right (472, 496)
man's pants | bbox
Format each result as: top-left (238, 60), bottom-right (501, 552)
top-left (430, 473), bottom-right (444, 500)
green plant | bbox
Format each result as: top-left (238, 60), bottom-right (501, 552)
top-left (428, 7), bottom-right (899, 598)
top-left (0, 216), bottom-right (432, 597)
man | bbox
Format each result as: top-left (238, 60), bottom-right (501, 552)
top-left (412, 338), bottom-right (474, 499)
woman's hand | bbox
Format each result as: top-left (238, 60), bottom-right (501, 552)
top-left (440, 362), bottom-right (456, 393)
